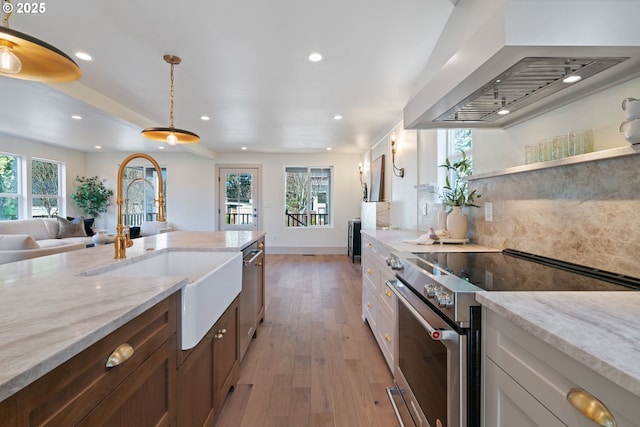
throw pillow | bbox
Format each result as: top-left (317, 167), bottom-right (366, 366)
top-left (0, 234), bottom-right (40, 250)
top-left (57, 217), bottom-right (88, 238)
top-left (67, 216), bottom-right (95, 236)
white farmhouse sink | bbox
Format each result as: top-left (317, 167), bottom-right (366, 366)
top-left (86, 250), bottom-right (242, 349)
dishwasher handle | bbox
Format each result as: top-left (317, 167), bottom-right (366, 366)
top-left (243, 249), bottom-right (263, 266)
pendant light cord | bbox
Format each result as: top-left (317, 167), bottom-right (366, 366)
top-left (169, 61), bottom-right (175, 128)
top-left (3, 1), bottom-right (12, 27)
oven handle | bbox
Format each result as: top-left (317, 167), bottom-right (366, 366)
top-left (386, 280), bottom-right (457, 342)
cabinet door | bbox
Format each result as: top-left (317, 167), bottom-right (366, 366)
top-left (177, 330), bottom-right (215, 427)
top-left (213, 298), bottom-right (240, 415)
top-left (78, 336), bottom-right (176, 427)
top-left (484, 359), bottom-right (566, 427)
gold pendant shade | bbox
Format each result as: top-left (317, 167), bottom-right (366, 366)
top-left (141, 55), bottom-right (200, 145)
top-left (0, 25), bottom-right (81, 82)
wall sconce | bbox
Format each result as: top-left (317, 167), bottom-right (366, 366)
top-left (358, 163), bottom-right (368, 201)
top-left (391, 133), bottom-right (405, 178)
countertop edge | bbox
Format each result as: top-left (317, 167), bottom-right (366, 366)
top-left (476, 292), bottom-right (640, 398)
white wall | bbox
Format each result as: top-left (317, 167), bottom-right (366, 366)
top-left (215, 152), bottom-right (362, 253)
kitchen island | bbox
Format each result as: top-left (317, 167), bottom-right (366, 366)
top-left (0, 230), bottom-right (265, 404)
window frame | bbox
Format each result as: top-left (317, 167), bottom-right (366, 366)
top-left (0, 151), bottom-right (23, 220)
top-left (284, 165), bottom-right (333, 228)
top-left (31, 157), bottom-right (64, 218)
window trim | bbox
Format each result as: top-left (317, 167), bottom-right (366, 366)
top-left (284, 165), bottom-right (333, 228)
top-left (0, 151), bottom-right (23, 220)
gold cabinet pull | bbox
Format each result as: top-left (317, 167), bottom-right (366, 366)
top-left (386, 290), bottom-right (393, 297)
top-left (367, 243), bottom-right (373, 248)
top-left (258, 242), bottom-right (264, 249)
top-left (367, 268), bottom-right (373, 274)
top-left (367, 302), bottom-right (373, 308)
top-left (215, 328), bottom-right (227, 339)
top-left (385, 333), bottom-right (392, 342)
top-left (566, 388), bottom-right (617, 427)
top-left (106, 343), bottom-right (134, 368)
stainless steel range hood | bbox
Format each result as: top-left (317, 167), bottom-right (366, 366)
top-left (404, 0), bottom-right (640, 129)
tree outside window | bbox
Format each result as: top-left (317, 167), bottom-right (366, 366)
top-left (31, 159), bottom-right (62, 218)
top-left (284, 166), bottom-right (332, 227)
top-left (0, 153), bottom-right (20, 220)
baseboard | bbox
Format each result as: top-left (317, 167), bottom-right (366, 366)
top-left (266, 246), bottom-right (346, 255)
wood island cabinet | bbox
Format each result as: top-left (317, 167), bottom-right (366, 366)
top-left (177, 297), bottom-right (239, 427)
top-left (5, 293), bottom-right (178, 427)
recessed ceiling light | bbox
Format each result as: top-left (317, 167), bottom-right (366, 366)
top-left (71, 115), bottom-right (82, 120)
top-left (563, 75), bottom-right (582, 83)
top-left (308, 52), bottom-right (323, 62)
top-left (201, 115), bottom-right (210, 121)
top-left (94, 145), bottom-right (102, 149)
top-left (241, 146), bottom-right (247, 151)
top-left (158, 146), bottom-right (165, 150)
top-left (326, 147), bottom-right (332, 151)
top-left (334, 115), bottom-right (343, 120)
top-left (75, 52), bottom-right (93, 61)
top-left (497, 109), bottom-right (510, 115)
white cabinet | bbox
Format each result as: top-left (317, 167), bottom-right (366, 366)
top-left (483, 308), bottom-right (640, 427)
top-left (361, 234), bottom-right (396, 371)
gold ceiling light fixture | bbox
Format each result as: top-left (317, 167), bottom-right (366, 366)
top-left (141, 54), bottom-right (200, 145)
top-left (0, 0), bottom-right (81, 81)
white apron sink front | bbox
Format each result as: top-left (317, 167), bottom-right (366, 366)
top-left (83, 250), bottom-right (242, 349)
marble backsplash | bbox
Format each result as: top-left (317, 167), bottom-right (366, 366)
top-left (467, 153), bottom-right (640, 278)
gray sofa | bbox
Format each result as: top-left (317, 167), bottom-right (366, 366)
top-left (0, 218), bottom-right (94, 264)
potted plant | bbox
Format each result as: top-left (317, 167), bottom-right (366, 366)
top-left (70, 175), bottom-right (114, 223)
top-left (439, 152), bottom-right (481, 239)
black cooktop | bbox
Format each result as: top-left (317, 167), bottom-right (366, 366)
top-left (412, 249), bottom-right (640, 292)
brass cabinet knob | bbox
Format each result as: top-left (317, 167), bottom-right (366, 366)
top-left (566, 388), bottom-right (617, 427)
top-left (385, 290), bottom-right (393, 298)
top-left (106, 343), bottom-right (134, 368)
top-left (385, 334), bottom-right (392, 342)
top-left (367, 243), bottom-right (373, 248)
top-left (258, 242), bottom-right (264, 249)
top-left (367, 268), bottom-right (373, 274)
top-left (367, 302), bottom-right (373, 308)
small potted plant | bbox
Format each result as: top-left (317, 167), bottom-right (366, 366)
top-left (70, 175), bottom-right (114, 223)
top-left (439, 152), bottom-right (481, 239)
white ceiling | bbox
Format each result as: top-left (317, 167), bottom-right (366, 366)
top-left (1, 0), bottom-right (454, 157)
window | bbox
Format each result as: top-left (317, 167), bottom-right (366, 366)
top-left (284, 166), bottom-right (332, 227)
top-left (0, 153), bottom-right (21, 220)
top-left (439, 129), bottom-right (473, 187)
top-left (31, 158), bottom-right (63, 218)
top-left (122, 166), bottom-right (167, 226)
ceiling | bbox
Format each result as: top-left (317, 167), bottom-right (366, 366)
top-left (0, 0), bottom-right (454, 157)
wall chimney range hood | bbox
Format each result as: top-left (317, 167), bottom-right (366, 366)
top-left (404, 0), bottom-right (640, 129)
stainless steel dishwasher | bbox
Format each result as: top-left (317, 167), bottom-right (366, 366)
top-left (239, 242), bottom-right (263, 361)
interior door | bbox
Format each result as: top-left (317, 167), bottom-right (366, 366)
top-left (218, 168), bottom-right (260, 231)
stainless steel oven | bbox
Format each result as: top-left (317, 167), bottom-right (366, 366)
top-left (386, 274), bottom-right (480, 427)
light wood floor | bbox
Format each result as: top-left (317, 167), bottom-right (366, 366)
top-left (215, 254), bottom-right (399, 427)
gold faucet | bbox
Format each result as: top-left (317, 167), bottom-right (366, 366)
top-left (115, 153), bottom-right (166, 259)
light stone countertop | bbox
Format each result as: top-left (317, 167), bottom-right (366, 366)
top-left (360, 228), bottom-right (500, 253)
top-left (0, 230), bottom-right (265, 402)
top-left (476, 291), bottom-right (640, 398)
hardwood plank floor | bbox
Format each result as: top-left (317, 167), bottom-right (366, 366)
top-left (215, 255), bottom-right (399, 427)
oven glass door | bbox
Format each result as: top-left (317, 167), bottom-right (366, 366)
top-left (392, 280), bottom-right (462, 427)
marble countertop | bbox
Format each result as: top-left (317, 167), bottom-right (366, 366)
top-left (0, 230), bottom-right (265, 402)
top-left (477, 292), bottom-right (640, 398)
top-left (361, 228), bottom-right (500, 253)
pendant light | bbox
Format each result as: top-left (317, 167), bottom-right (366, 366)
top-left (141, 55), bottom-right (200, 145)
top-left (0, 1), bottom-right (81, 82)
